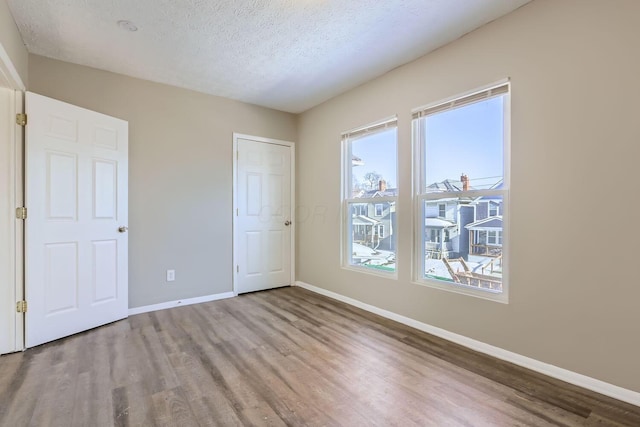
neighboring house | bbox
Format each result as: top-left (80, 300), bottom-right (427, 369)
top-left (465, 192), bottom-right (504, 263)
top-left (351, 180), bottom-right (397, 252)
top-left (424, 175), bottom-right (503, 265)
top-left (424, 175), bottom-right (473, 259)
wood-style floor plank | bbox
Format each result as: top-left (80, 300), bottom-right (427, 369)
top-left (1, 286), bottom-right (639, 426)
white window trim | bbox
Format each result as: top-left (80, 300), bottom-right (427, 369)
top-left (352, 204), bottom-right (366, 216)
top-left (489, 201), bottom-right (499, 217)
top-left (341, 116), bottom-right (398, 278)
top-left (487, 230), bottom-right (503, 246)
top-left (375, 203), bottom-right (384, 216)
top-left (412, 81), bottom-right (510, 303)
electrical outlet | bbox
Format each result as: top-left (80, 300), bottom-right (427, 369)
top-left (166, 269), bottom-right (175, 282)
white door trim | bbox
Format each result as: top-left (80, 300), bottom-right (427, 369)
top-left (13, 92), bottom-right (24, 351)
top-left (0, 42), bottom-right (25, 353)
top-left (0, 42), bottom-right (26, 91)
top-left (232, 133), bottom-right (295, 295)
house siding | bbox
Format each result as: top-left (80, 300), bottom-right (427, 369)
top-left (459, 206), bottom-right (474, 259)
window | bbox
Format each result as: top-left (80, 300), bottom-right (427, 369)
top-left (352, 204), bottom-right (367, 216)
top-left (413, 83), bottom-right (509, 300)
top-left (342, 117), bottom-right (398, 275)
top-left (489, 201), bottom-right (499, 217)
top-left (487, 230), bottom-right (502, 245)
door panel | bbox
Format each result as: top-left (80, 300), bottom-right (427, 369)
top-left (46, 151), bottom-right (78, 219)
top-left (93, 159), bottom-right (117, 219)
top-left (26, 92), bottom-right (128, 348)
top-left (236, 138), bottom-right (292, 294)
top-left (91, 239), bottom-right (118, 304)
top-left (44, 242), bottom-right (78, 314)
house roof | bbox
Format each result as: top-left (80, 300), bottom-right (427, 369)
top-left (361, 188), bottom-right (398, 198)
top-left (426, 179), bottom-right (467, 192)
top-left (426, 177), bottom-right (504, 193)
top-left (352, 215), bottom-right (380, 226)
top-left (425, 218), bottom-right (457, 228)
top-left (465, 216), bottom-right (503, 230)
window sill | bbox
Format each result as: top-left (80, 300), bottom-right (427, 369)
top-left (342, 264), bottom-right (398, 280)
top-left (413, 277), bottom-right (508, 304)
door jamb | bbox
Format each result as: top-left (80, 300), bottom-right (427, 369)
top-left (232, 133), bottom-right (295, 296)
top-left (13, 91), bottom-right (24, 352)
top-left (0, 42), bottom-right (25, 353)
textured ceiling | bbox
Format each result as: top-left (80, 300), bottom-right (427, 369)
top-left (7, 0), bottom-right (529, 113)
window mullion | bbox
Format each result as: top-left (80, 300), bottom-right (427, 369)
top-left (420, 189), bottom-right (506, 201)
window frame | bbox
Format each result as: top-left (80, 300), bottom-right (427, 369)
top-left (438, 203), bottom-right (446, 218)
top-left (375, 203), bottom-right (384, 217)
top-left (411, 81), bottom-right (510, 303)
top-left (341, 116), bottom-right (398, 278)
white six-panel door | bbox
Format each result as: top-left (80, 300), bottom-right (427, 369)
top-left (235, 136), bottom-right (293, 294)
top-left (25, 92), bottom-right (128, 348)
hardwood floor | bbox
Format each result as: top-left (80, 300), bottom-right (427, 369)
top-left (1, 287), bottom-right (639, 426)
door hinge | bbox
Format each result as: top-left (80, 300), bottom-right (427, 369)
top-left (236, 208), bottom-right (239, 216)
top-left (16, 207), bottom-right (27, 220)
top-left (16, 300), bottom-right (27, 313)
top-left (236, 265), bottom-right (239, 273)
top-left (16, 113), bottom-right (27, 126)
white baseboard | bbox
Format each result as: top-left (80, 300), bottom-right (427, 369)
top-left (294, 281), bottom-right (640, 407)
top-left (128, 292), bottom-right (235, 316)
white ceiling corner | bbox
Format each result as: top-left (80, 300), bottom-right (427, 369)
top-left (7, 0), bottom-right (530, 113)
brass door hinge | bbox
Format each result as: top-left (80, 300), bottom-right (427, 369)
top-left (16, 113), bottom-right (27, 126)
top-left (16, 207), bottom-right (27, 220)
top-left (16, 300), bottom-right (27, 313)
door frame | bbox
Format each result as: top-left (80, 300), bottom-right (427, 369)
top-left (0, 42), bottom-right (25, 353)
top-left (232, 133), bottom-right (295, 295)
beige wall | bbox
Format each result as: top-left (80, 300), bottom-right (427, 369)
top-left (0, 0), bottom-right (27, 86)
top-left (29, 54), bottom-right (297, 308)
top-left (296, 0), bottom-right (640, 393)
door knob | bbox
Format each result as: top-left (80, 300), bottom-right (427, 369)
top-left (284, 220), bottom-right (291, 226)
top-left (118, 226), bottom-right (128, 233)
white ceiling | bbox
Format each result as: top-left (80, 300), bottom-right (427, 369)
top-left (7, 0), bottom-right (530, 113)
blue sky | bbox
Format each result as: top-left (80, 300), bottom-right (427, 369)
top-left (351, 128), bottom-right (397, 188)
top-left (350, 96), bottom-right (504, 191)
top-left (425, 96), bottom-right (504, 189)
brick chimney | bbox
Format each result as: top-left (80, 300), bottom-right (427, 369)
top-left (378, 180), bottom-right (387, 192)
top-left (461, 174), bottom-right (469, 191)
